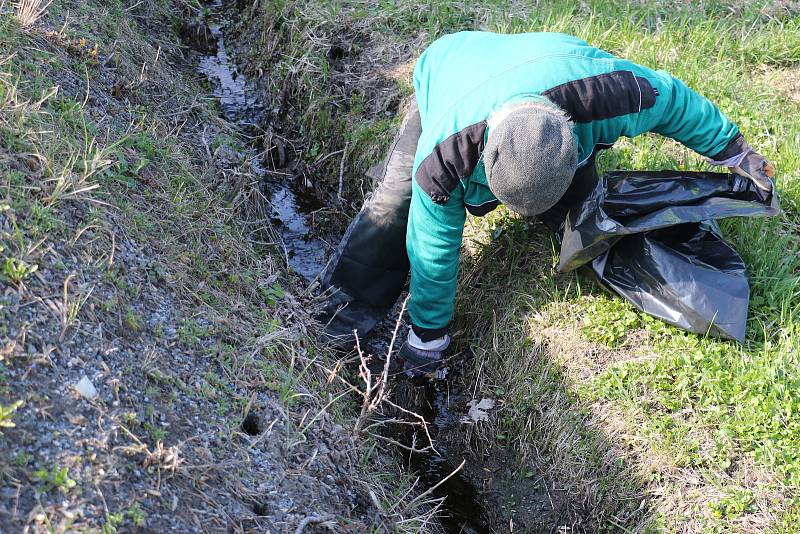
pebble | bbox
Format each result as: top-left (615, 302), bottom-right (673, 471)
top-left (75, 376), bottom-right (98, 399)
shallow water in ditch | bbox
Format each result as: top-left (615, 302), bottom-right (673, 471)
top-left (267, 187), bottom-right (330, 282)
top-left (196, 2), bottom-right (262, 124)
top-left (195, 1), bottom-right (328, 284)
top-left (194, 5), bottom-right (507, 531)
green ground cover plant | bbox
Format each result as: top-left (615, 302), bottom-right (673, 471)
top-left (240, 0), bottom-right (799, 528)
top-left (238, 0), bottom-right (800, 529)
top-left (4, 0), bottom-right (800, 530)
top-left (430, 1), bottom-right (800, 530)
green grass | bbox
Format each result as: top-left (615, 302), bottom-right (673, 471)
top-left (0, 2), bottom-right (439, 530)
top-left (444, 1), bottom-right (800, 531)
top-left (0, 399), bottom-right (23, 429)
top-left (313, 0), bottom-right (800, 530)
top-left (34, 464), bottom-right (77, 493)
top-left (4, 0), bottom-right (799, 529)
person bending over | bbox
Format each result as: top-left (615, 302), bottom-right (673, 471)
top-left (319, 31), bottom-right (774, 377)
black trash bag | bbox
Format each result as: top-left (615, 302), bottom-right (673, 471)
top-left (558, 171), bottom-right (779, 341)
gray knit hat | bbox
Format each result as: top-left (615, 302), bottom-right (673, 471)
top-left (484, 104), bottom-right (578, 216)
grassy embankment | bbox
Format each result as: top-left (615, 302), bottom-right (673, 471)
top-left (457, 4), bottom-right (800, 532)
top-left (453, 2), bottom-right (800, 532)
top-left (4, 0), bottom-right (800, 531)
top-left (0, 1), bottom-right (435, 532)
top-left (235, 0), bottom-right (800, 531)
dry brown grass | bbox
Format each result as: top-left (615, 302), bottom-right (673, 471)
top-left (588, 398), bottom-right (789, 533)
top-left (226, 0), bottom-right (422, 212)
top-left (449, 213), bottom-right (657, 528)
top-left (0, 1), bottom-right (442, 530)
top-left (765, 65), bottom-right (800, 104)
top-left (452, 206), bottom-right (795, 531)
top-left (11, 0), bottom-right (51, 28)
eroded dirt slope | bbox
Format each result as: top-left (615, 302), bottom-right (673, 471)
top-left (0, 2), bottom-right (425, 532)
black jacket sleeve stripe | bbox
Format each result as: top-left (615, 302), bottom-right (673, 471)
top-left (542, 71), bottom-right (658, 123)
top-left (415, 71), bottom-right (659, 205)
top-left (415, 121), bottom-right (487, 204)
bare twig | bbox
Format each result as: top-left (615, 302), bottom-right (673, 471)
top-left (124, 0), bottom-right (144, 11)
top-left (58, 9), bottom-right (68, 35)
top-left (366, 431), bottom-right (435, 454)
top-left (337, 140), bottom-right (348, 201)
top-left (115, 425), bottom-right (184, 473)
top-left (403, 459), bottom-right (466, 512)
top-left (352, 297), bottom-right (406, 436)
top-left (293, 513), bottom-right (335, 534)
top-left (312, 148), bottom-right (345, 167)
top-left (290, 147), bottom-right (345, 183)
top-left (315, 364), bottom-right (437, 456)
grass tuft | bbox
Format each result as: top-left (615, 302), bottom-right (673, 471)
top-left (12, 0), bottom-right (51, 28)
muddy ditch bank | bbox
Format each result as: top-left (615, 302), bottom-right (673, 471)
top-left (186, 3), bottom-right (567, 532)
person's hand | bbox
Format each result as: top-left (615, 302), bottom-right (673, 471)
top-left (399, 331), bottom-right (450, 380)
top-left (730, 150), bottom-right (775, 192)
top-left (707, 136), bottom-right (775, 193)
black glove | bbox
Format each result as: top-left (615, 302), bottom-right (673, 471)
top-left (731, 150), bottom-right (775, 192)
top-left (398, 332), bottom-right (450, 379)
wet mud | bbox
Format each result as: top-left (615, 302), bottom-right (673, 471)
top-left (393, 362), bottom-right (557, 533)
top-left (192, 4), bottom-right (555, 532)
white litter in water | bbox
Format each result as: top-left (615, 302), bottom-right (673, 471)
top-left (75, 376), bottom-right (98, 399)
top-left (461, 398), bottom-right (495, 423)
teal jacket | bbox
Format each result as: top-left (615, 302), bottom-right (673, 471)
top-left (407, 31), bottom-right (743, 337)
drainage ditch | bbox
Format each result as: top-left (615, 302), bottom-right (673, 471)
top-left (190, 4), bottom-right (557, 531)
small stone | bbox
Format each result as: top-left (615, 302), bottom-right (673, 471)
top-left (75, 376), bottom-right (98, 399)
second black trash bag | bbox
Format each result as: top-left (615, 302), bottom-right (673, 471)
top-left (557, 171), bottom-right (779, 342)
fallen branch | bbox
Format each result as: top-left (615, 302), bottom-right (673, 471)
top-left (402, 459), bottom-right (466, 512)
top-left (352, 297), bottom-right (407, 436)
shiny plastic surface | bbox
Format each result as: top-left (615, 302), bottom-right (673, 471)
top-left (558, 171), bottom-right (779, 341)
